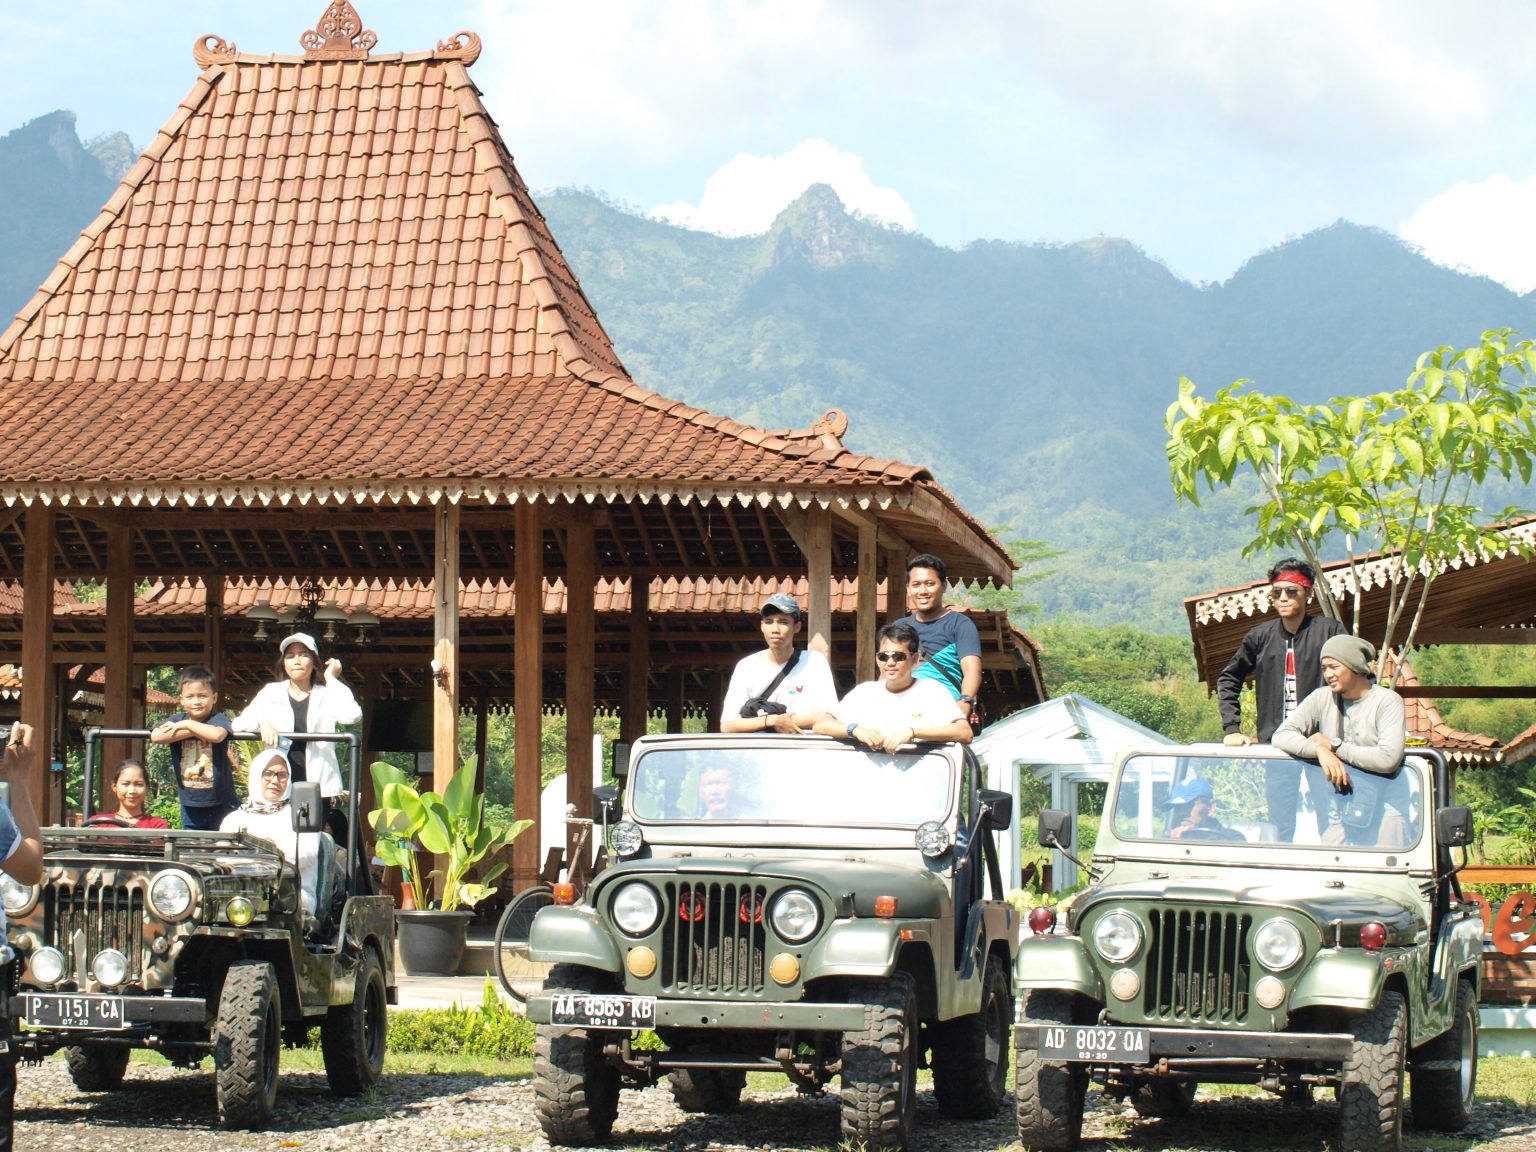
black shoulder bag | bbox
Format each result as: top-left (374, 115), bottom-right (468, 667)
top-left (740, 649), bottom-right (802, 717)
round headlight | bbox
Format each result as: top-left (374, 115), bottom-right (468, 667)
top-left (91, 949), bottom-right (130, 988)
top-left (0, 872), bottom-right (37, 916)
top-left (29, 946), bottom-right (66, 986)
top-left (1253, 918), bottom-right (1305, 971)
top-left (225, 895), bottom-right (256, 927)
top-left (149, 870), bottom-right (197, 921)
top-left (915, 821), bottom-right (951, 858)
top-left (1092, 910), bottom-right (1143, 964)
top-left (611, 883), bottom-right (661, 936)
top-left (610, 822), bottom-right (644, 858)
top-left (770, 889), bottom-right (821, 943)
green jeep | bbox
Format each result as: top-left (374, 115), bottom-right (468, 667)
top-left (524, 732), bottom-right (1019, 1150)
top-left (1014, 744), bottom-right (1480, 1152)
top-left (1, 728), bottom-right (395, 1128)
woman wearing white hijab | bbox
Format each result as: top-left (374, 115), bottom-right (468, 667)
top-left (221, 747), bottom-right (321, 914)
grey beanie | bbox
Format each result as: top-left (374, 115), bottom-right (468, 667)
top-left (1321, 634), bottom-right (1376, 676)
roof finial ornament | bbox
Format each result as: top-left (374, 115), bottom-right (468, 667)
top-left (435, 30), bottom-right (483, 66)
top-left (812, 409), bottom-right (849, 450)
top-left (192, 35), bottom-right (239, 69)
top-left (301, 1), bottom-right (378, 60)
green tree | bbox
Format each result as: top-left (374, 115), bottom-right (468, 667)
top-left (1167, 328), bottom-right (1536, 679)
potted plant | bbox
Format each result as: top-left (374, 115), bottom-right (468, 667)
top-left (369, 759), bottom-right (531, 975)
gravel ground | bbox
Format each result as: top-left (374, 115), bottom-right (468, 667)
top-left (13, 1060), bottom-right (1536, 1152)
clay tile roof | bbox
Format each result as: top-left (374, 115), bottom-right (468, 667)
top-left (1387, 657), bottom-right (1510, 767)
top-left (0, 11), bottom-right (1005, 581)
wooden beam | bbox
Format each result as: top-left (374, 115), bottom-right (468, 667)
top-left (565, 516), bottom-right (596, 876)
top-left (855, 519), bottom-right (878, 684)
top-left (204, 576), bottom-right (225, 689)
top-left (359, 664), bottom-right (382, 817)
top-left (21, 508), bottom-right (55, 819)
top-left (513, 501), bottom-right (543, 892)
top-left (622, 578), bottom-right (649, 743)
top-left (1395, 686), bottom-right (1536, 699)
top-left (806, 505), bottom-right (832, 658)
top-left (1415, 627), bottom-right (1536, 647)
top-left (102, 523), bottom-right (134, 809)
top-left (432, 499), bottom-right (461, 901)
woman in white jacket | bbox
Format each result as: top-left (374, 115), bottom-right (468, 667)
top-left (221, 747), bottom-right (321, 914)
top-left (233, 632), bottom-right (361, 827)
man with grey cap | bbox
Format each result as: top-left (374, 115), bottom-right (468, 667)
top-left (720, 592), bottom-right (838, 733)
top-left (1272, 634), bottom-right (1408, 845)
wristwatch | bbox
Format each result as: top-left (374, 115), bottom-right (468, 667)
top-left (846, 722), bottom-right (858, 737)
top-left (959, 694), bottom-right (976, 705)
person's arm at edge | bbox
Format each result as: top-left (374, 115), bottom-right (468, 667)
top-left (323, 676), bottom-right (363, 726)
top-left (1215, 630), bottom-right (1260, 742)
top-left (3, 723), bottom-right (45, 885)
top-left (1270, 690), bottom-right (1326, 759)
top-left (173, 715), bottom-right (231, 744)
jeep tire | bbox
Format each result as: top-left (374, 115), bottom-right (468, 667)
top-left (64, 1045), bottom-right (129, 1091)
top-left (669, 1067), bottom-right (747, 1112)
top-left (214, 960), bottom-right (282, 1129)
top-left (1339, 989), bottom-right (1407, 1152)
top-left (322, 945), bottom-right (388, 1096)
top-left (533, 964), bottom-right (622, 1144)
top-left (840, 971), bottom-right (919, 1151)
top-left (930, 953), bottom-right (1012, 1118)
top-left (1015, 989), bottom-right (1087, 1151)
top-left (1410, 978), bottom-right (1477, 1131)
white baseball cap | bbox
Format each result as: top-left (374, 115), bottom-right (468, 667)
top-left (278, 632), bottom-right (319, 657)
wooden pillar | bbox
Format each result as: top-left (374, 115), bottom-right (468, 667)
top-left (705, 671), bottom-right (725, 732)
top-left (102, 523), bottom-right (134, 810)
top-left (474, 694), bottom-right (490, 795)
top-left (513, 501), bottom-right (543, 892)
top-left (564, 516), bottom-right (595, 874)
top-left (203, 575), bottom-right (225, 690)
top-left (665, 668), bottom-right (685, 733)
top-left (359, 665), bottom-right (382, 816)
top-left (621, 578), bottom-right (649, 743)
top-left (432, 500), bottom-right (460, 902)
top-left (21, 507), bottom-right (55, 820)
top-left (882, 544), bottom-right (907, 623)
top-left (805, 505), bottom-right (832, 658)
top-left (855, 520), bottom-right (878, 685)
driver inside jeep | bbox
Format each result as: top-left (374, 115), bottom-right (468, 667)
top-left (1162, 777), bottom-right (1245, 842)
top-left (221, 747), bottom-right (322, 915)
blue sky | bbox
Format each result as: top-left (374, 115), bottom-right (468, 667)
top-left (4, 1), bottom-right (1535, 290)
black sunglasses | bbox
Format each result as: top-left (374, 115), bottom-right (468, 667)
top-left (875, 650), bottom-right (914, 663)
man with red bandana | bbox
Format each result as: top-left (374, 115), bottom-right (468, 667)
top-left (1216, 558), bottom-right (1345, 842)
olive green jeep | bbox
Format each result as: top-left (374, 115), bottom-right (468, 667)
top-left (524, 732), bottom-right (1019, 1150)
top-left (1014, 744), bottom-right (1480, 1152)
top-left (1, 728), bottom-right (395, 1129)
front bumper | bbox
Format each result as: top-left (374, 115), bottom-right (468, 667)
top-left (1017, 1024), bottom-right (1353, 1063)
top-left (525, 994), bottom-right (867, 1032)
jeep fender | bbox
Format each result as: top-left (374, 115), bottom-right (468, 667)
top-left (1014, 937), bottom-right (1104, 1000)
top-left (528, 905), bottom-right (623, 973)
top-left (803, 919), bottom-right (905, 977)
top-left (1288, 950), bottom-right (1385, 1012)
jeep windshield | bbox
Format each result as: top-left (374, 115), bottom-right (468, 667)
top-left (629, 744), bottom-right (953, 827)
top-left (1111, 751), bottom-right (1423, 851)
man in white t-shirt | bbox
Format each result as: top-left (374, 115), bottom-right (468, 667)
top-left (814, 622), bottom-right (972, 752)
top-left (0, 722), bottom-right (44, 1151)
top-left (720, 593), bottom-right (839, 733)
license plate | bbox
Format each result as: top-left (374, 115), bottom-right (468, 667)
top-left (1038, 1023), bottom-right (1150, 1063)
top-left (23, 993), bottom-right (127, 1030)
top-left (549, 992), bottom-right (655, 1029)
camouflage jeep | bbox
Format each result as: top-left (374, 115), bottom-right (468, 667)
top-left (1014, 745), bottom-right (1480, 1152)
top-left (1, 728), bottom-right (395, 1129)
top-left (524, 732), bottom-right (1019, 1151)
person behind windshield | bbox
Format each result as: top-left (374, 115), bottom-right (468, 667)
top-left (720, 593), bottom-right (838, 733)
top-left (220, 747), bottom-right (322, 914)
top-left (1271, 635), bottom-right (1407, 845)
top-left (697, 766), bottom-right (739, 819)
top-left (813, 622), bottom-right (972, 751)
top-left (87, 758), bottom-right (170, 829)
top-left (1163, 777), bottom-right (1245, 842)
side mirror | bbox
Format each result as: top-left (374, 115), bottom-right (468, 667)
top-left (1436, 805), bottom-right (1474, 848)
top-left (592, 784), bottom-right (621, 825)
top-left (979, 788), bottom-right (1013, 831)
top-left (1038, 808), bottom-right (1072, 850)
top-left (291, 782), bottom-right (325, 834)
top-left (612, 742), bottom-right (632, 780)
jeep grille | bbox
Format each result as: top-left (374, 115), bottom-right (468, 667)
top-left (659, 880), bottom-right (769, 995)
top-left (1143, 909), bottom-right (1252, 1024)
top-left (44, 880), bottom-right (145, 985)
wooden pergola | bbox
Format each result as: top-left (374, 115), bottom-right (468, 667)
top-left (0, 8), bottom-right (1017, 888)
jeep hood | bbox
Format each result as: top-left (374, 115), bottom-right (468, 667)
top-left (1075, 879), bottom-right (1425, 937)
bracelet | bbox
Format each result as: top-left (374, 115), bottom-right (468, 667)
top-left (846, 722), bottom-right (858, 738)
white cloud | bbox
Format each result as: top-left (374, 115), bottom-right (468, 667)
top-left (1400, 175), bottom-right (1536, 294)
top-left (651, 139), bottom-right (915, 237)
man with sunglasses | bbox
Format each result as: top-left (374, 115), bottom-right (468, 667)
top-left (1216, 557), bottom-right (1345, 841)
top-left (813, 622), bottom-right (973, 752)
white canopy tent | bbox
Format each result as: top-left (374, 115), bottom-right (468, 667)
top-left (973, 694), bottom-right (1174, 891)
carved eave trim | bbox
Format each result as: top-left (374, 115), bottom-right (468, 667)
top-left (192, 35), bottom-right (239, 69)
top-left (300, 1), bottom-right (378, 60)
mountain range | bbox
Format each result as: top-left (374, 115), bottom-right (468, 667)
top-left (3, 111), bottom-right (1534, 630)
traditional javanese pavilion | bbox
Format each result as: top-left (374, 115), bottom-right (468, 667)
top-left (0, 7), bottom-right (1023, 887)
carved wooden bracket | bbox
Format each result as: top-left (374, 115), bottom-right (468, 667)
top-left (192, 35), bottom-right (239, 69)
top-left (301, 1), bottom-right (378, 59)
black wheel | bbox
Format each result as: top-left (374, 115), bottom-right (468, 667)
top-left (1132, 1079), bottom-right (1196, 1117)
top-left (669, 1067), bottom-right (747, 1112)
top-left (1014, 989), bottom-right (1087, 1152)
top-left (1340, 989), bottom-right (1407, 1152)
top-left (214, 960), bottom-right (282, 1129)
top-left (533, 964), bottom-right (621, 1144)
top-left (1411, 978), bottom-right (1477, 1131)
top-left (64, 1045), bottom-right (129, 1091)
top-left (494, 883), bottom-right (555, 1003)
top-left (322, 945), bottom-right (388, 1096)
top-left (930, 953), bottom-right (1012, 1118)
top-left (840, 972), bottom-right (919, 1151)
